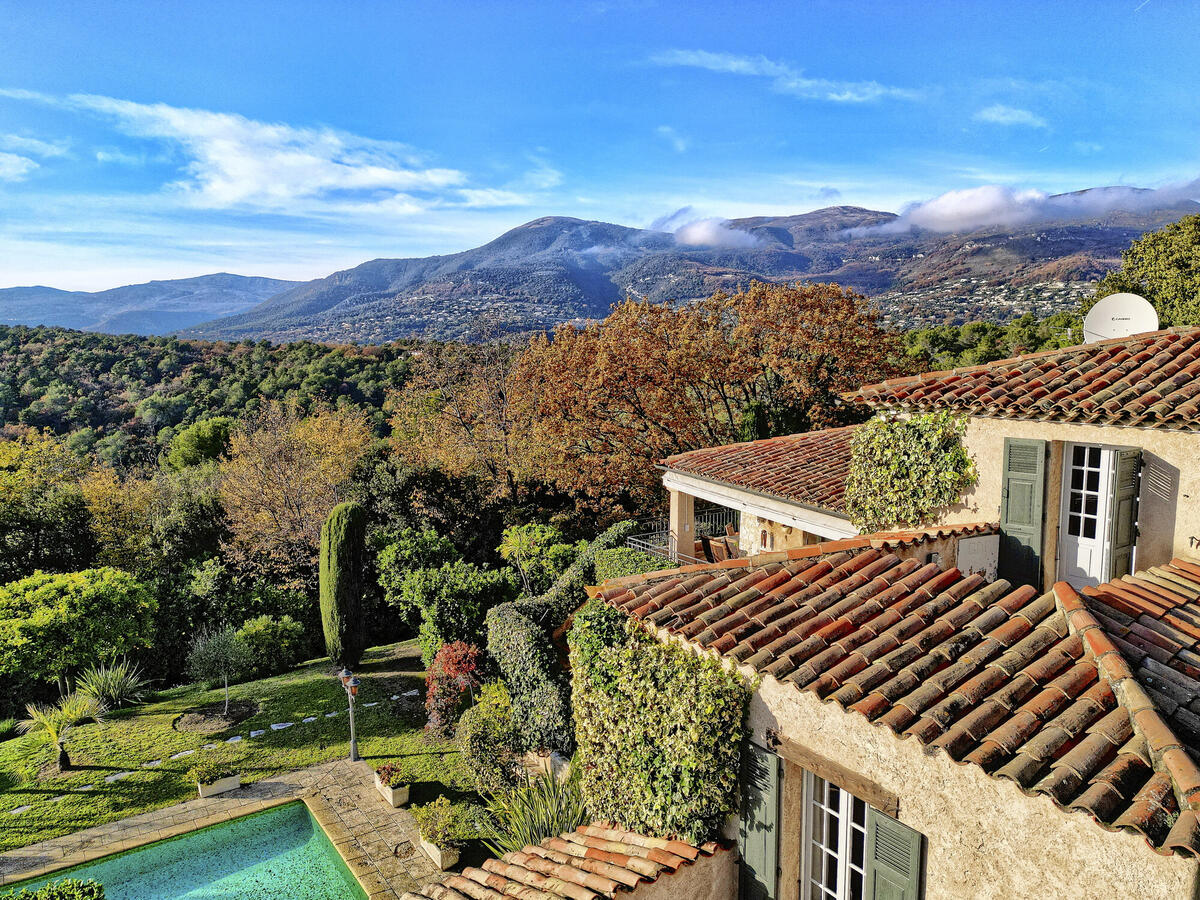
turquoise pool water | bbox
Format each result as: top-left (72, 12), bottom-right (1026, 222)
top-left (4, 801), bottom-right (367, 899)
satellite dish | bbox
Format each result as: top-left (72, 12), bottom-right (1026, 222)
top-left (1083, 292), bottom-right (1159, 343)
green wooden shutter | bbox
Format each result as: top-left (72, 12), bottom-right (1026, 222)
top-left (1106, 448), bottom-right (1141, 581)
top-left (865, 808), bottom-right (924, 900)
top-left (998, 437), bottom-right (1047, 589)
top-left (738, 742), bottom-right (781, 900)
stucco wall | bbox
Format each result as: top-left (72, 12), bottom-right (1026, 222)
top-left (739, 512), bottom-right (822, 557)
top-left (938, 417), bottom-right (1200, 579)
top-left (636, 846), bottom-right (737, 900)
top-left (748, 675), bottom-right (1199, 900)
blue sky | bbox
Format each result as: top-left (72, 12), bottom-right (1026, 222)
top-left (0, 0), bottom-right (1197, 289)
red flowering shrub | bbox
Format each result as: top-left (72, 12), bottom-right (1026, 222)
top-left (425, 641), bottom-right (482, 737)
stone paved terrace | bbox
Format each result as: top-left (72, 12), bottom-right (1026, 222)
top-left (0, 758), bottom-right (447, 899)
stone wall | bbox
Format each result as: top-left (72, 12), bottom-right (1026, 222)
top-left (738, 512), bottom-right (823, 557)
top-left (636, 845), bottom-right (737, 900)
top-left (748, 674), bottom-right (1199, 900)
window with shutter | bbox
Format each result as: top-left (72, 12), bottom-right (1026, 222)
top-left (864, 808), bottom-right (924, 900)
top-left (998, 437), bottom-right (1047, 589)
top-left (740, 742), bottom-right (782, 900)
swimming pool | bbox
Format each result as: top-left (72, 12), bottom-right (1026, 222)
top-left (3, 801), bottom-right (368, 899)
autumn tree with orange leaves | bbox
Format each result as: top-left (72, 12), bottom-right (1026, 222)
top-left (392, 282), bottom-right (908, 513)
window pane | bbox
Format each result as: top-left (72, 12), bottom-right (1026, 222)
top-left (1083, 518), bottom-right (1097, 539)
top-left (825, 850), bottom-right (838, 886)
top-left (1069, 515), bottom-right (1081, 535)
top-left (1084, 495), bottom-right (1097, 515)
top-left (851, 827), bottom-right (864, 865)
top-left (1071, 468), bottom-right (1083, 489)
top-left (1073, 445), bottom-right (1085, 466)
top-left (850, 870), bottom-right (864, 900)
top-left (1089, 446), bottom-right (1101, 466)
top-left (852, 796), bottom-right (866, 825)
top-left (1087, 470), bottom-right (1100, 492)
top-left (1069, 492), bottom-right (1081, 513)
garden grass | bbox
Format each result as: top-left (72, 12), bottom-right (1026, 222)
top-left (0, 641), bottom-right (470, 852)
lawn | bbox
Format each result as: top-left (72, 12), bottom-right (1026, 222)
top-left (0, 641), bottom-right (470, 852)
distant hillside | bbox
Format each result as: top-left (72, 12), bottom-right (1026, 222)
top-left (0, 273), bottom-right (298, 335)
top-left (177, 201), bottom-right (1197, 342)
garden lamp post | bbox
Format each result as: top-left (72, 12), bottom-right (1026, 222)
top-left (338, 668), bottom-right (361, 762)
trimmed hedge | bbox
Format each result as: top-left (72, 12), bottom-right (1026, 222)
top-left (486, 520), bottom-right (638, 752)
top-left (570, 598), bottom-right (748, 844)
top-left (593, 547), bottom-right (673, 583)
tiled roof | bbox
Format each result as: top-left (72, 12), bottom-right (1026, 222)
top-left (400, 825), bottom-right (723, 899)
top-left (597, 543), bottom-right (1200, 856)
top-left (660, 424), bottom-right (858, 512)
top-left (851, 327), bottom-right (1200, 430)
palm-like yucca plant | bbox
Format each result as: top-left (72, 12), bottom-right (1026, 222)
top-left (78, 659), bottom-right (149, 708)
top-left (18, 693), bottom-right (107, 772)
top-left (482, 771), bottom-right (588, 857)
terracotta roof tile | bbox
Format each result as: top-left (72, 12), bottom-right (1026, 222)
top-left (597, 535), bottom-right (1200, 857)
top-left (851, 327), bottom-right (1200, 430)
top-left (660, 424), bottom-right (859, 512)
top-left (401, 825), bottom-right (725, 900)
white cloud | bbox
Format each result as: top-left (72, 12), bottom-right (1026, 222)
top-left (456, 188), bottom-right (532, 208)
top-left (656, 125), bottom-right (689, 152)
top-left (0, 133), bottom-right (69, 157)
top-left (0, 152), bottom-right (37, 181)
top-left (973, 104), bottom-right (1048, 128)
top-left (651, 49), bottom-right (921, 103)
top-left (1074, 141), bottom-right (1104, 155)
top-left (520, 158), bottom-right (563, 190)
top-left (651, 207), bottom-right (762, 248)
top-left (858, 179), bottom-right (1200, 234)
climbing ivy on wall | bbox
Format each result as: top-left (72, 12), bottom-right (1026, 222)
top-left (843, 411), bottom-right (978, 534)
top-left (569, 599), bottom-right (748, 843)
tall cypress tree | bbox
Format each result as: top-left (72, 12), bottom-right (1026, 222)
top-left (319, 501), bottom-right (367, 668)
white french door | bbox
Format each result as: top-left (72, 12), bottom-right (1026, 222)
top-left (1058, 443), bottom-right (1114, 589)
top-left (801, 771), bottom-right (867, 900)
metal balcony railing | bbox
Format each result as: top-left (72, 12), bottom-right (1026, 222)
top-left (625, 506), bottom-right (741, 564)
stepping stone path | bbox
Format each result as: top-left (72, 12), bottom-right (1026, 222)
top-left (73, 785), bottom-right (94, 792)
top-left (270, 722), bottom-right (293, 731)
top-left (250, 730), bottom-right (264, 738)
top-left (48, 795), bottom-right (66, 804)
top-left (202, 743), bottom-right (219, 750)
top-left (10, 805), bottom-right (30, 815)
top-left (403, 690), bottom-right (418, 697)
top-left (169, 750), bottom-right (195, 760)
top-left (302, 716), bottom-right (316, 723)
top-left (390, 695), bottom-right (400, 701)
top-left (325, 711), bottom-right (338, 718)
top-left (363, 702), bottom-right (378, 708)
top-left (104, 772), bottom-right (134, 784)
top-left (226, 736), bottom-right (242, 744)
top-left (143, 759), bottom-right (162, 768)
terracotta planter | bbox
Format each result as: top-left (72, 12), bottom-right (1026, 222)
top-left (197, 774), bottom-right (241, 798)
top-left (419, 837), bottom-right (459, 871)
top-left (374, 773), bottom-right (409, 807)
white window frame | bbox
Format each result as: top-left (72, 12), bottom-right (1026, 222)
top-left (799, 770), bottom-right (868, 900)
top-left (1057, 442), bottom-right (1116, 588)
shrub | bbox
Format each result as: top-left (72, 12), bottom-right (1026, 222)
top-left (0, 718), bottom-right (16, 741)
top-left (498, 524), bottom-right (586, 597)
top-left (844, 411), bottom-right (977, 533)
top-left (374, 763), bottom-right (406, 788)
top-left (481, 772), bottom-right (587, 857)
top-left (236, 615), bottom-right (306, 678)
top-left (186, 626), bottom-right (252, 715)
top-left (0, 568), bottom-right (156, 690)
top-left (593, 547), bottom-right (673, 583)
top-left (412, 795), bottom-right (470, 849)
top-left (319, 501), bottom-right (368, 669)
top-left (457, 682), bottom-right (520, 795)
top-left (377, 527), bottom-right (459, 618)
top-left (5, 878), bottom-right (105, 899)
top-left (187, 761), bottom-right (237, 784)
top-left (486, 520), bottom-right (638, 753)
top-left (77, 659), bottom-right (148, 709)
top-left (403, 561), bottom-right (516, 665)
top-left (425, 642), bottom-right (482, 738)
top-left (165, 417), bottom-right (235, 469)
top-left (566, 598), bottom-right (629, 688)
top-left (571, 618), bottom-right (748, 844)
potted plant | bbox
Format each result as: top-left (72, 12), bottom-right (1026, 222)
top-left (373, 763), bottom-right (409, 807)
top-left (189, 761), bottom-right (241, 798)
top-left (412, 795), bottom-right (466, 870)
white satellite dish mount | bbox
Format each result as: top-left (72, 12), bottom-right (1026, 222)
top-left (1082, 292), bottom-right (1159, 343)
